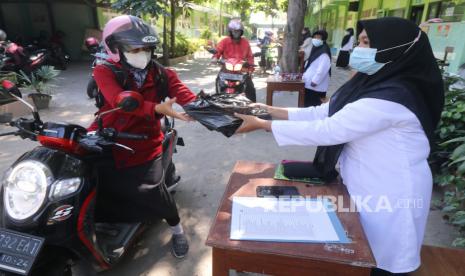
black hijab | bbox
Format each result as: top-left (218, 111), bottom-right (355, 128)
top-left (341, 28), bottom-right (354, 48)
top-left (304, 30), bottom-right (332, 73)
top-left (313, 17), bottom-right (445, 181)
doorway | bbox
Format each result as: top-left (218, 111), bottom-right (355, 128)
top-left (410, 5), bottom-right (425, 25)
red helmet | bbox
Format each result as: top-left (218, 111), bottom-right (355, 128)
top-left (85, 37), bottom-right (99, 48)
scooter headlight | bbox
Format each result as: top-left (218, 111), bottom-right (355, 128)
top-left (3, 161), bottom-right (52, 221)
top-left (225, 62), bottom-right (234, 71)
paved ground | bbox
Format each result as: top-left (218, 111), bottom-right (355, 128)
top-left (0, 53), bottom-right (461, 276)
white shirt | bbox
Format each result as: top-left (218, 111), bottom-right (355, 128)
top-left (302, 54), bottom-right (331, 92)
top-left (341, 35), bottom-right (355, 51)
top-left (300, 37), bottom-right (313, 61)
top-left (271, 98), bottom-right (431, 273)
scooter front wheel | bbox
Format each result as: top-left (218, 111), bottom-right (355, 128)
top-left (31, 257), bottom-right (73, 276)
top-left (87, 77), bottom-right (98, 99)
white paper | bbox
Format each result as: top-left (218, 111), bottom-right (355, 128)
top-left (230, 197), bottom-right (341, 242)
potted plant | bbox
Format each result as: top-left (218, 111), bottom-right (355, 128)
top-left (19, 66), bottom-right (61, 110)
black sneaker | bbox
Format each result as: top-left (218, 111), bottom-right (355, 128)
top-left (171, 233), bottom-right (189, 258)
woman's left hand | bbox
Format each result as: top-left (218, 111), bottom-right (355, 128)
top-left (155, 98), bottom-right (195, 122)
top-left (234, 113), bottom-right (272, 134)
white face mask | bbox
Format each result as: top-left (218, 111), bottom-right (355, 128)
top-left (312, 39), bottom-right (323, 47)
top-left (124, 50), bottom-right (152, 69)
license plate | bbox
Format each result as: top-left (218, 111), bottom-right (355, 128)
top-left (220, 73), bottom-right (243, 81)
top-left (0, 229), bottom-right (44, 275)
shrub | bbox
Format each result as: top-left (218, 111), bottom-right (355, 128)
top-left (200, 28), bottom-right (212, 40)
top-left (18, 66), bottom-right (61, 94)
top-left (431, 73), bottom-right (465, 248)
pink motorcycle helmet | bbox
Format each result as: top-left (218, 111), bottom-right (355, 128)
top-left (102, 15), bottom-right (159, 62)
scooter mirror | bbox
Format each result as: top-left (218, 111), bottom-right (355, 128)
top-left (207, 48), bottom-right (217, 55)
top-left (0, 80), bottom-right (22, 106)
top-left (115, 91), bottom-right (143, 113)
top-left (85, 37), bottom-right (100, 53)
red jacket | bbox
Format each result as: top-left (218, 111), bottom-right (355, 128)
top-left (89, 62), bottom-right (196, 168)
top-left (214, 37), bottom-right (254, 65)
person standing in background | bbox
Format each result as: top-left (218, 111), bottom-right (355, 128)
top-left (336, 28), bottom-right (355, 68)
top-left (300, 27), bottom-right (313, 61)
top-left (302, 30), bottom-right (332, 107)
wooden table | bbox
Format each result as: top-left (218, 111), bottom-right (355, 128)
top-left (206, 161), bottom-right (376, 276)
top-left (266, 76), bottom-right (305, 107)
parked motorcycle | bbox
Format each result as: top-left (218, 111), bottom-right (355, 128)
top-left (0, 80), bottom-right (183, 275)
top-left (27, 31), bottom-right (70, 70)
top-left (0, 42), bottom-right (48, 76)
top-left (84, 37), bottom-right (108, 99)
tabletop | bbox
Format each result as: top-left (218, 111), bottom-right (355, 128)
top-left (206, 160), bottom-right (376, 268)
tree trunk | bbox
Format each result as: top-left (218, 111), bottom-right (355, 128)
top-left (281, 0), bottom-right (307, 73)
top-left (218, 0), bottom-right (223, 36)
top-left (163, 14), bottom-right (169, 66)
top-left (170, 0), bottom-right (176, 58)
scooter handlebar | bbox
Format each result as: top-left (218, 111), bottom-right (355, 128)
top-left (115, 132), bottom-right (148, 140)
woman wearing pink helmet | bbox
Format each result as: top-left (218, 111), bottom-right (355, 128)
top-left (89, 15), bottom-right (196, 258)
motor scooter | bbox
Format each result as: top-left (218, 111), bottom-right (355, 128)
top-left (207, 48), bottom-right (260, 99)
top-left (0, 80), bottom-right (183, 275)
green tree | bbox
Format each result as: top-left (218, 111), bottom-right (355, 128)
top-left (170, 0), bottom-right (209, 58)
top-left (281, 0), bottom-right (307, 72)
top-left (111, 0), bottom-right (165, 16)
top-left (228, 0), bottom-right (282, 22)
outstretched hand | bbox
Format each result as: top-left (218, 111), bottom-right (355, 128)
top-left (155, 98), bottom-right (194, 122)
top-left (234, 113), bottom-right (271, 134)
top-left (250, 103), bottom-right (270, 112)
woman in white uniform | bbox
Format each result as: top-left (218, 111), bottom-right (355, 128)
top-left (302, 30), bottom-right (332, 107)
top-left (234, 17), bottom-right (444, 275)
top-left (336, 28), bottom-right (355, 68)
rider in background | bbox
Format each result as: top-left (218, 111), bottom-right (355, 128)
top-left (258, 30), bottom-right (274, 74)
top-left (212, 19), bottom-right (256, 102)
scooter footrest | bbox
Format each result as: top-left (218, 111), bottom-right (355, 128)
top-left (95, 223), bottom-right (120, 237)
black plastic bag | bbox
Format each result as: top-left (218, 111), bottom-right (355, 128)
top-left (183, 92), bottom-right (270, 137)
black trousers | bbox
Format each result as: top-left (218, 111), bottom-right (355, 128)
top-left (336, 50), bottom-right (350, 68)
top-left (304, 88), bottom-right (326, 107)
top-left (371, 268), bottom-right (409, 276)
top-left (244, 74), bottom-right (257, 102)
top-left (96, 156), bottom-right (180, 226)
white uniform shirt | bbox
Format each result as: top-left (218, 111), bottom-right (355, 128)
top-left (300, 37), bottom-right (313, 61)
top-left (341, 35), bottom-right (355, 51)
top-left (271, 98), bottom-right (431, 273)
top-left (302, 54), bottom-right (331, 92)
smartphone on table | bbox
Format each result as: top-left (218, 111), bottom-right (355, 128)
top-left (256, 186), bottom-right (300, 198)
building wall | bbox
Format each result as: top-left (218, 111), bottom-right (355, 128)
top-left (306, 0), bottom-right (465, 72)
top-left (52, 3), bottom-right (95, 60)
top-left (359, 0), bottom-right (380, 20)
